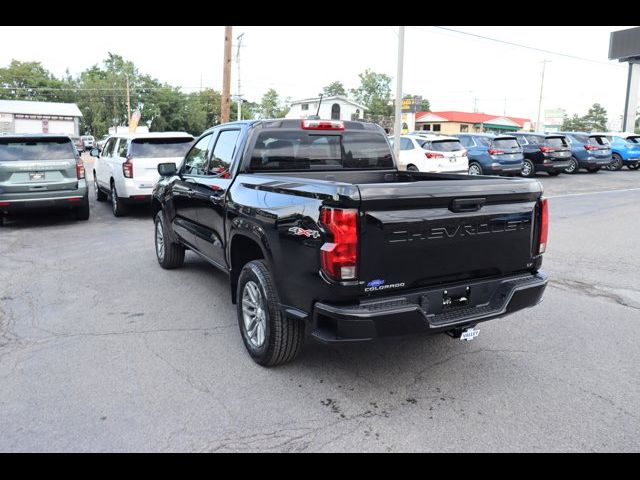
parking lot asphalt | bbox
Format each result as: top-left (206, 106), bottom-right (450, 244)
top-left (1, 163), bottom-right (639, 452)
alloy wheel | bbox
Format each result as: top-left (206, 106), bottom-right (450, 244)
top-left (242, 281), bottom-right (266, 348)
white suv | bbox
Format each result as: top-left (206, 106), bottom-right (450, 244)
top-left (91, 132), bottom-right (194, 216)
top-left (391, 134), bottom-right (469, 173)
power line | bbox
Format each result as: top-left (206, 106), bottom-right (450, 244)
top-left (410, 26), bottom-right (625, 68)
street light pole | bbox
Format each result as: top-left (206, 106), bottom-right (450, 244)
top-left (236, 32), bottom-right (244, 121)
top-left (393, 26), bottom-right (405, 165)
top-left (536, 60), bottom-right (550, 132)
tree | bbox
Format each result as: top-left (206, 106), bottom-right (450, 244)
top-left (323, 81), bottom-right (346, 97)
top-left (561, 113), bottom-right (587, 131)
top-left (0, 59), bottom-right (72, 102)
top-left (259, 88), bottom-right (289, 118)
top-left (582, 103), bottom-right (608, 131)
top-left (350, 69), bottom-right (393, 116)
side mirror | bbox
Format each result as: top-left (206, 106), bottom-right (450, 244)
top-left (158, 162), bottom-right (177, 176)
top-left (90, 148), bottom-right (100, 157)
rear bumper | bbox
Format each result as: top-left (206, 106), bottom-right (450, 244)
top-left (538, 160), bottom-right (570, 172)
top-left (580, 157), bottom-right (610, 167)
top-left (0, 192), bottom-right (87, 212)
top-left (116, 178), bottom-right (156, 201)
top-left (486, 164), bottom-right (524, 175)
top-left (311, 271), bottom-right (548, 344)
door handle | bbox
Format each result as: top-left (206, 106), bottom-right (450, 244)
top-left (450, 198), bottom-right (485, 213)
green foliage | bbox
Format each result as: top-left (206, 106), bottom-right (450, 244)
top-left (0, 60), bottom-right (73, 102)
top-left (259, 88), bottom-right (289, 118)
top-left (561, 103), bottom-right (608, 132)
top-left (323, 81), bottom-right (346, 97)
top-left (350, 69), bottom-right (393, 116)
top-left (0, 54), bottom-right (263, 137)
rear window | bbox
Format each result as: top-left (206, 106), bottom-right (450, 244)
top-left (421, 139), bottom-right (464, 152)
top-left (0, 138), bottom-right (76, 161)
top-left (545, 136), bottom-right (568, 148)
top-left (249, 131), bottom-right (393, 171)
top-left (588, 136), bottom-right (609, 146)
top-left (523, 135), bottom-right (545, 144)
top-left (130, 138), bottom-right (194, 158)
top-left (492, 138), bottom-right (520, 149)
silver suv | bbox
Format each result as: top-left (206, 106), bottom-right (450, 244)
top-left (0, 135), bottom-right (89, 224)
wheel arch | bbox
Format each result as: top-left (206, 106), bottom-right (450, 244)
top-left (229, 231), bottom-right (270, 304)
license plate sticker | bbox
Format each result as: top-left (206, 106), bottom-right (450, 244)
top-left (29, 172), bottom-right (45, 181)
top-left (460, 328), bottom-right (480, 341)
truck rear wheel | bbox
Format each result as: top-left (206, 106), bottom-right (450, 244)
top-left (237, 260), bottom-right (304, 366)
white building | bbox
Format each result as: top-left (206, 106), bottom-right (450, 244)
top-left (286, 96), bottom-right (366, 121)
top-left (0, 100), bottom-right (83, 136)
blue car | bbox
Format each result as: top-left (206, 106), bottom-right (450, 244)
top-left (601, 132), bottom-right (640, 171)
top-left (557, 132), bottom-right (612, 174)
top-left (456, 133), bottom-right (524, 176)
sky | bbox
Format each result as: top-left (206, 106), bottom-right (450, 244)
top-left (1, 26), bottom-right (636, 127)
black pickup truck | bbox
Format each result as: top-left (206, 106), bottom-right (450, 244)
top-left (151, 119), bottom-right (548, 366)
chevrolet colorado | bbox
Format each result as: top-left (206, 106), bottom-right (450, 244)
top-left (151, 119), bottom-right (548, 366)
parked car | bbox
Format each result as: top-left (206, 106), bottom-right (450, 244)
top-left (0, 134), bottom-right (89, 224)
top-left (390, 134), bottom-right (468, 173)
top-left (70, 136), bottom-right (84, 155)
top-left (91, 132), bottom-right (194, 216)
top-left (599, 132), bottom-right (640, 171)
top-left (511, 133), bottom-right (571, 177)
top-left (455, 133), bottom-right (524, 176)
top-left (151, 119), bottom-right (548, 366)
top-left (96, 135), bottom-right (110, 152)
top-left (81, 135), bottom-right (95, 151)
top-left (556, 132), bottom-right (611, 173)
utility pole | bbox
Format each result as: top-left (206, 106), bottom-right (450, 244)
top-left (236, 33), bottom-right (245, 121)
top-left (393, 26), bottom-right (405, 166)
top-left (221, 26), bottom-right (233, 123)
top-left (536, 60), bottom-right (550, 133)
top-left (125, 74), bottom-right (131, 126)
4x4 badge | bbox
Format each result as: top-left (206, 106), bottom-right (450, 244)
top-left (288, 227), bottom-right (320, 239)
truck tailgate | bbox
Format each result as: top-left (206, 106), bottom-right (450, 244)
top-left (357, 177), bottom-right (541, 292)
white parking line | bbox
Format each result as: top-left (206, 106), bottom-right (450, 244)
top-left (548, 187), bottom-right (640, 199)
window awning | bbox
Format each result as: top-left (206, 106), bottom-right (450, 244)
top-left (475, 123), bottom-right (519, 131)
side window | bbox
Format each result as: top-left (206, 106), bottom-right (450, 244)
top-left (117, 139), bottom-right (128, 158)
top-left (209, 130), bottom-right (240, 177)
top-left (182, 133), bottom-right (213, 176)
top-left (459, 136), bottom-right (474, 148)
top-left (103, 138), bottom-right (116, 157)
top-left (400, 138), bottom-right (414, 150)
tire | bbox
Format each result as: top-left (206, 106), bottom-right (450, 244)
top-left (407, 164), bottom-right (419, 172)
top-left (547, 171), bottom-right (561, 176)
top-left (587, 167), bottom-right (600, 173)
top-left (609, 154), bottom-right (623, 171)
top-left (74, 194), bottom-right (90, 221)
top-left (154, 210), bottom-right (184, 269)
top-left (237, 260), bottom-right (304, 366)
top-left (94, 174), bottom-right (107, 201)
top-left (468, 162), bottom-right (483, 176)
top-left (110, 181), bottom-right (128, 217)
top-left (627, 162), bottom-right (640, 170)
top-left (564, 157), bottom-right (579, 174)
top-left (521, 159), bottom-right (535, 178)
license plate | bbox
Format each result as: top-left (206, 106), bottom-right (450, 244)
top-left (598, 150), bottom-right (610, 156)
top-left (460, 328), bottom-right (480, 341)
top-left (29, 172), bottom-right (45, 181)
top-left (556, 151), bottom-right (569, 157)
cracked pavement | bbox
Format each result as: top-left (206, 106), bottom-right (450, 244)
top-left (1, 164), bottom-right (639, 452)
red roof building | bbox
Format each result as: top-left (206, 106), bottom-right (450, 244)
top-left (415, 111), bottom-right (533, 134)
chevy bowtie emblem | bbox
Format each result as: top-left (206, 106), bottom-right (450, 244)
top-left (288, 226), bottom-right (320, 239)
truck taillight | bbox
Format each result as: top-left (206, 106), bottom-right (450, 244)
top-left (538, 198), bottom-right (548, 254)
top-left (425, 152), bottom-right (444, 159)
top-left (320, 207), bottom-right (358, 281)
top-left (488, 149), bottom-right (504, 155)
top-left (123, 159), bottom-right (133, 178)
top-left (76, 158), bottom-right (85, 179)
